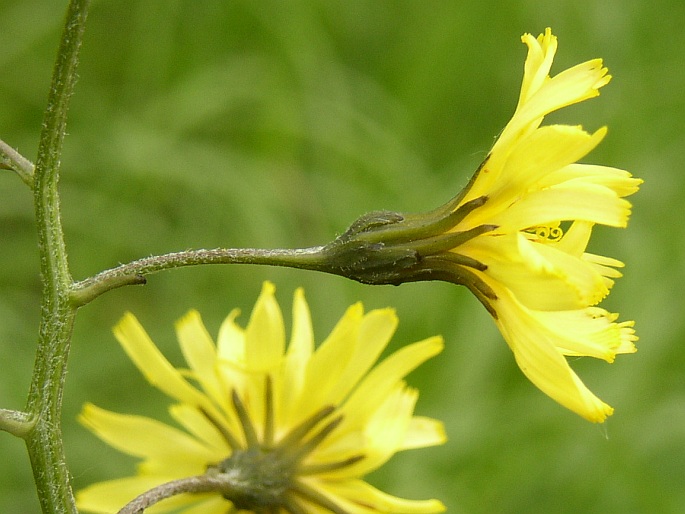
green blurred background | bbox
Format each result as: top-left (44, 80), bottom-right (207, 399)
top-left (0, 0), bottom-right (682, 512)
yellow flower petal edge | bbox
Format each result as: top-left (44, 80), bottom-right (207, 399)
top-left (489, 280), bottom-right (635, 422)
top-left (78, 282), bottom-right (445, 513)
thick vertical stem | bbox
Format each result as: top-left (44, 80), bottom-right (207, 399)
top-left (25, 307), bottom-right (77, 513)
top-left (25, 0), bottom-right (90, 512)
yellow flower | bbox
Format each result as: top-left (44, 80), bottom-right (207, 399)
top-left (325, 28), bottom-right (640, 423)
top-left (429, 28), bottom-right (641, 422)
top-left (77, 282), bottom-right (445, 514)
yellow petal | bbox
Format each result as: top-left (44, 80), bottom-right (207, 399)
top-left (583, 252), bottom-right (625, 276)
top-left (316, 479), bottom-right (446, 514)
top-left (488, 125), bottom-right (606, 207)
top-left (280, 287), bottom-right (315, 428)
top-left (583, 253), bottom-right (625, 291)
top-left (464, 233), bottom-right (609, 310)
top-left (491, 59), bottom-right (610, 174)
top-left (536, 307), bottom-right (637, 362)
top-left (615, 320), bottom-right (639, 354)
top-left (335, 336), bottom-right (443, 437)
top-left (329, 308), bottom-right (399, 405)
top-left (168, 404), bottom-right (230, 455)
top-left (289, 287), bottom-right (315, 358)
top-left (401, 416), bottom-right (447, 450)
top-left (546, 307), bottom-right (638, 360)
top-left (113, 313), bottom-right (213, 410)
top-left (216, 308), bottom-right (245, 364)
top-left (535, 242), bottom-right (612, 303)
top-left (492, 182), bottom-right (633, 231)
top-left (517, 28), bottom-right (557, 108)
top-left (296, 302), bottom-right (364, 418)
top-left (553, 220), bottom-right (593, 256)
top-left (512, 58), bottom-right (609, 135)
top-left (308, 385), bottom-right (421, 479)
top-left (244, 281), bottom-right (285, 371)
top-left (541, 163), bottom-right (642, 197)
top-left (356, 386), bottom-right (418, 474)
top-left (79, 403), bottom-right (214, 467)
top-left (491, 285), bottom-right (615, 422)
top-left (175, 310), bottom-right (225, 409)
top-left (76, 476), bottom-right (167, 513)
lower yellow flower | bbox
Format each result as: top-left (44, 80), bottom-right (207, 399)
top-left (77, 282), bottom-right (445, 514)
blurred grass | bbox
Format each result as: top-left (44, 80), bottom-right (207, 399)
top-left (1, 0), bottom-right (683, 512)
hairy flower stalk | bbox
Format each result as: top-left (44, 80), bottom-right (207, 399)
top-left (77, 282), bottom-right (445, 513)
top-left (325, 28), bottom-right (641, 422)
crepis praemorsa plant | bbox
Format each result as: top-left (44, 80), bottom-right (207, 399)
top-left (0, 2), bottom-right (639, 513)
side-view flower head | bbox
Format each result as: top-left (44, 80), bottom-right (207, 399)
top-left (77, 282), bottom-right (445, 514)
top-left (324, 28), bottom-right (641, 422)
top-left (440, 28), bottom-right (641, 422)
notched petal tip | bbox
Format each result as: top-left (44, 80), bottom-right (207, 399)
top-left (260, 280), bottom-right (276, 295)
top-left (587, 403), bottom-right (614, 423)
top-left (174, 309), bottom-right (202, 331)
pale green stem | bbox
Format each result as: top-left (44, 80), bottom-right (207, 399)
top-left (0, 138), bottom-right (35, 187)
top-left (0, 409), bottom-right (35, 438)
top-left (24, 1), bottom-right (90, 513)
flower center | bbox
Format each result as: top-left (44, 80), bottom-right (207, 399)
top-left (200, 378), bottom-right (363, 513)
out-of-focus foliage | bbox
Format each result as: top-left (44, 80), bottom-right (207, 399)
top-left (0, 1), bottom-right (682, 512)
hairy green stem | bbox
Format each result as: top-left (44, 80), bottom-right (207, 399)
top-left (116, 475), bottom-right (245, 514)
top-left (70, 197), bottom-right (491, 308)
top-left (25, 0), bottom-right (90, 512)
top-left (70, 246), bottom-right (330, 307)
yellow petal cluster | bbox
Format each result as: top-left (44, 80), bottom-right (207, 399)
top-left (77, 282), bottom-right (445, 513)
top-left (450, 29), bottom-right (641, 422)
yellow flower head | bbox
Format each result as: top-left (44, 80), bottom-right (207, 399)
top-left (77, 282), bottom-right (445, 514)
top-left (324, 29), bottom-right (640, 423)
top-left (444, 28), bottom-right (641, 423)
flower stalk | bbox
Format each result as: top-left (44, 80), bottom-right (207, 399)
top-left (70, 247), bottom-right (329, 307)
top-left (116, 475), bottom-right (249, 514)
top-left (70, 197), bottom-right (495, 308)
